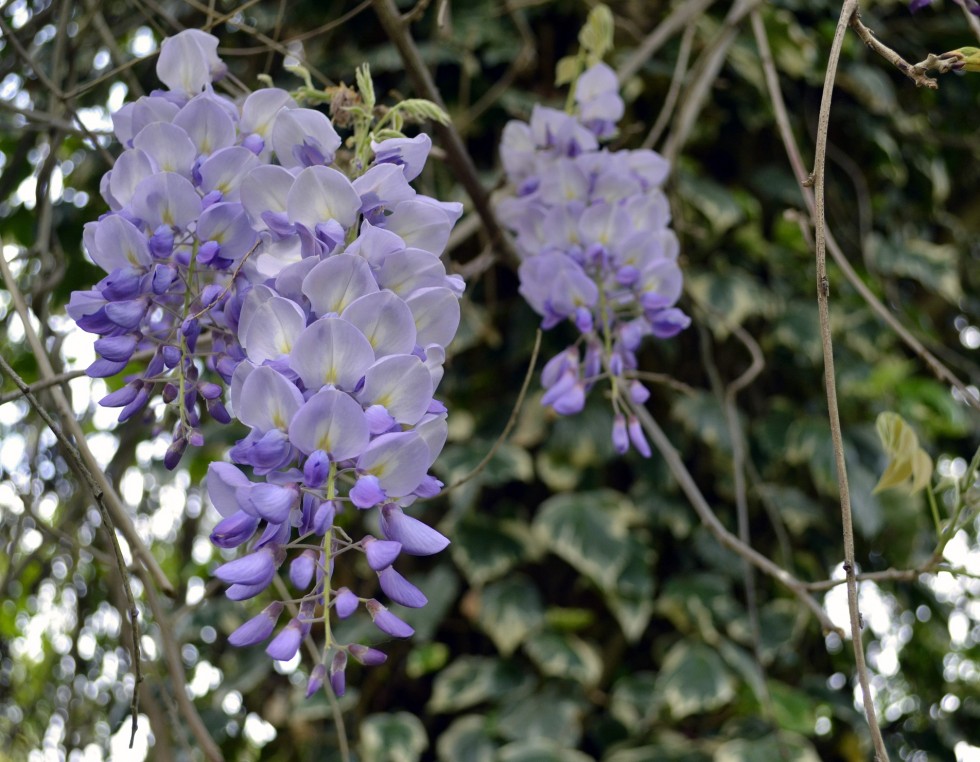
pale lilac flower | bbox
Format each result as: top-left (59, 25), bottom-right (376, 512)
top-left (497, 63), bottom-right (689, 456)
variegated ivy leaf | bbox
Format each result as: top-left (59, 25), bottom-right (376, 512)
top-left (873, 411), bottom-right (933, 494)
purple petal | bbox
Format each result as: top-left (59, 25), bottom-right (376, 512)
top-left (132, 122), bottom-right (197, 178)
top-left (91, 215), bottom-right (152, 272)
top-left (627, 416), bottom-right (652, 458)
top-left (348, 644), bottom-right (387, 666)
top-left (341, 291), bottom-right (417, 358)
top-left (244, 483), bottom-right (296, 524)
top-left (378, 566), bottom-right (427, 608)
top-left (356, 431), bottom-right (430, 496)
top-left (210, 510), bottom-right (260, 548)
top-left (364, 538), bottom-right (402, 571)
top-left (207, 462), bottom-right (252, 517)
top-left (405, 287), bottom-right (461, 348)
top-left (380, 504), bottom-right (449, 555)
top-left (286, 165), bottom-right (360, 230)
top-left (287, 388), bottom-right (370, 461)
top-left (382, 199), bottom-right (454, 256)
top-left (131, 172), bottom-right (201, 230)
top-left (612, 414), bottom-right (629, 454)
top-left (301, 253), bottom-right (379, 317)
top-left (173, 95), bottom-right (237, 156)
top-left (366, 599), bottom-right (414, 639)
top-left (240, 295), bottom-right (307, 364)
top-left (334, 587), bottom-right (358, 619)
top-left (288, 317), bottom-right (376, 392)
top-left (156, 29), bottom-right (224, 94)
top-left (329, 651), bottom-right (347, 697)
top-left (272, 108), bottom-right (342, 169)
top-left (236, 365), bottom-right (305, 433)
top-left (356, 354), bottom-right (433, 425)
top-left (99, 382), bottom-right (141, 408)
top-left (86, 357), bottom-right (130, 378)
top-left (228, 602), bottom-right (284, 646)
top-left (350, 474), bottom-right (386, 509)
top-left (289, 549), bottom-right (318, 590)
top-left (306, 663), bottom-right (326, 698)
top-left (371, 133), bottom-right (432, 181)
top-left (266, 619), bottom-right (304, 661)
top-left (214, 547), bottom-right (276, 586)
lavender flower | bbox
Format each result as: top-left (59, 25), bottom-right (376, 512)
top-left (497, 63), bottom-right (689, 456)
top-left (73, 30), bottom-right (463, 697)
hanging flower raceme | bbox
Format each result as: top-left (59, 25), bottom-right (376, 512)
top-left (496, 62), bottom-right (689, 456)
top-left (70, 29), bottom-right (463, 697)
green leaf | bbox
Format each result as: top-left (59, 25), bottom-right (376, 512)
top-left (610, 671), bottom-right (659, 733)
top-left (498, 738), bottom-right (595, 762)
top-left (532, 489), bottom-right (639, 592)
top-left (677, 173), bottom-right (744, 235)
top-left (657, 574), bottom-right (733, 635)
top-left (867, 233), bottom-right (962, 304)
top-left (523, 630), bottom-right (603, 687)
top-left (873, 411), bottom-right (933, 495)
top-left (359, 712), bottom-right (428, 762)
top-left (686, 270), bottom-right (779, 338)
top-left (578, 4), bottom-right (614, 60)
top-left (428, 657), bottom-right (532, 714)
top-left (436, 715), bottom-right (497, 762)
top-left (452, 515), bottom-right (533, 586)
top-left (406, 642), bottom-right (449, 678)
top-left (768, 681), bottom-right (819, 736)
top-left (653, 641), bottom-right (737, 719)
top-left (715, 732), bottom-right (820, 762)
top-left (672, 391), bottom-right (732, 454)
top-left (496, 683), bottom-right (587, 744)
top-left (604, 534), bottom-right (656, 642)
top-left (476, 574), bottom-right (545, 656)
top-left (395, 98), bottom-right (451, 125)
top-left (555, 55), bottom-right (580, 87)
top-left (355, 63), bottom-right (376, 111)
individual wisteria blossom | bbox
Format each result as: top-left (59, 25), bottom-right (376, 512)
top-left (70, 30), bottom-right (463, 698)
top-left (496, 62), bottom-right (689, 456)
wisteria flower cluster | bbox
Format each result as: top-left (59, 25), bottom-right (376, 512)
top-left (496, 63), bottom-right (689, 456)
top-left (68, 30), bottom-right (464, 696)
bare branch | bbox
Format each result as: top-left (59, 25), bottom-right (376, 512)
top-left (810, 2), bottom-right (889, 757)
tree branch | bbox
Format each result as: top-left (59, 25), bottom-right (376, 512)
top-left (810, 2), bottom-right (889, 757)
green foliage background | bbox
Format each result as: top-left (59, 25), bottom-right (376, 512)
top-left (1, 0), bottom-right (979, 760)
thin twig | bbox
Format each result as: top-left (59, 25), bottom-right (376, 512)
top-left (140, 571), bottom-right (225, 762)
top-left (616, 0), bottom-right (718, 83)
top-left (0, 247), bottom-right (175, 595)
top-left (642, 21), bottom-right (696, 151)
top-left (849, 11), bottom-right (941, 88)
top-left (627, 399), bottom-right (843, 637)
top-left (749, 9), bottom-right (980, 415)
top-left (661, 0), bottom-right (765, 164)
top-left (0, 351), bottom-right (143, 744)
top-left (810, 2), bottom-right (889, 758)
top-left (0, 14), bottom-right (115, 166)
top-left (456, 1), bottom-right (535, 135)
top-left (370, 0), bottom-right (519, 266)
top-left (438, 329), bottom-right (541, 496)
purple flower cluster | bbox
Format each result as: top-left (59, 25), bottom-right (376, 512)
top-left (69, 30), bottom-right (464, 695)
top-left (496, 63), bottom-right (689, 456)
